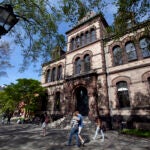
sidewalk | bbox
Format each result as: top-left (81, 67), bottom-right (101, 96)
top-left (0, 123), bottom-right (150, 150)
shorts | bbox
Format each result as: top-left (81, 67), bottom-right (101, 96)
top-left (41, 122), bottom-right (46, 129)
top-left (78, 126), bottom-right (82, 134)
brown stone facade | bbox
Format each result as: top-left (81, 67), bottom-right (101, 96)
top-left (41, 14), bottom-right (150, 129)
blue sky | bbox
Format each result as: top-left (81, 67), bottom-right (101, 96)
top-left (0, 2), bottom-right (117, 86)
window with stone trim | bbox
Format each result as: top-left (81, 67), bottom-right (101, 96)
top-left (116, 81), bottom-right (130, 108)
top-left (54, 92), bottom-right (61, 111)
top-left (84, 54), bottom-right (90, 72)
top-left (139, 37), bottom-right (150, 58)
top-left (125, 42), bottom-right (137, 61)
top-left (46, 69), bottom-right (51, 83)
top-left (70, 28), bottom-right (96, 51)
top-left (85, 31), bottom-right (90, 44)
top-left (113, 45), bottom-right (123, 66)
top-left (57, 65), bottom-right (62, 80)
top-left (91, 28), bottom-right (96, 42)
top-left (75, 57), bottom-right (81, 74)
top-left (51, 67), bottom-right (56, 81)
top-left (76, 36), bottom-right (80, 48)
top-left (71, 38), bottom-right (75, 50)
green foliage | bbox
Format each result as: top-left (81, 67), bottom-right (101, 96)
top-left (0, 78), bottom-right (45, 114)
top-left (121, 129), bottom-right (150, 137)
top-left (110, 0), bottom-right (150, 36)
top-left (0, 0), bottom-right (149, 72)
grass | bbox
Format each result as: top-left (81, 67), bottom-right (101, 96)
top-left (121, 129), bottom-right (150, 138)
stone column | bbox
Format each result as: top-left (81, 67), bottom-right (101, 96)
top-left (88, 90), bottom-right (98, 120)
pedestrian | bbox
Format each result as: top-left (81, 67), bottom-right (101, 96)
top-left (1, 113), bottom-right (6, 125)
top-left (92, 116), bottom-right (105, 142)
top-left (41, 113), bottom-right (49, 136)
top-left (76, 111), bottom-right (85, 145)
top-left (7, 113), bottom-right (12, 125)
top-left (66, 111), bottom-right (80, 147)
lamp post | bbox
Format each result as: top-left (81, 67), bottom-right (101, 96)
top-left (0, 4), bottom-right (18, 36)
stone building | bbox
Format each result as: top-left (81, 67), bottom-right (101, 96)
top-left (41, 13), bottom-right (150, 129)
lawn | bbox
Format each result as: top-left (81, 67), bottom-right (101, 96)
top-left (121, 129), bottom-right (150, 138)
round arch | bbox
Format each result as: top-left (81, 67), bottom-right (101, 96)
top-left (74, 86), bottom-right (89, 116)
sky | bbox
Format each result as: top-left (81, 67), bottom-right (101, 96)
top-left (0, 2), bottom-right (117, 86)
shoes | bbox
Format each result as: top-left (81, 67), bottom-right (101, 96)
top-left (81, 141), bottom-right (85, 146)
top-left (92, 137), bottom-right (96, 140)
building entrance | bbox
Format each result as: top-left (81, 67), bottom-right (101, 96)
top-left (75, 86), bottom-right (89, 116)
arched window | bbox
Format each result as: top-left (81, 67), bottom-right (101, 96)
top-left (75, 57), bottom-right (81, 74)
top-left (76, 36), bottom-right (80, 48)
top-left (139, 37), bottom-right (150, 58)
top-left (81, 34), bottom-right (84, 47)
top-left (57, 65), bottom-right (62, 80)
top-left (84, 54), bottom-right (90, 72)
top-left (46, 69), bottom-right (51, 83)
top-left (71, 38), bottom-right (75, 50)
top-left (54, 92), bottom-right (61, 111)
top-left (125, 42), bottom-right (137, 61)
top-left (116, 81), bottom-right (130, 108)
top-left (91, 28), bottom-right (96, 42)
top-left (113, 46), bottom-right (123, 66)
top-left (51, 67), bottom-right (56, 81)
top-left (85, 31), bottom-right (90, 44)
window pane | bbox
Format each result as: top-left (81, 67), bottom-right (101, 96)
top-left (57, 65), bottom-right (62, 80)
top-left (125, 42), bottom-right (137, 61)
top-left (140, 38), bottom-right (150, 58)
top-left (84, 55), bottom-right (90, 72)
top-left (75, 58), bottom-right (81, 74)
top-left (76, 36), bottom-right (80, 48)
top-left (86, 32), bottom-right (90, 44)
top-left (71, 39), bottom-right (75, 50)
top-left (81, 34), bottom-right (84, 46)
top-left (46, 69), bottom-right (51, 82)
top-left (117, 81), bottom-right (130, 108)
top-left (91, 29), bottom-right (96, 42)
top-left (113, 46), bottom-right (123, 65)
top-left (51, 67), bottom-right (56, 81)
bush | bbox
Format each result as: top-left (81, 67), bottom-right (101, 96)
top-left (121, 129), bottom-right (150, 137)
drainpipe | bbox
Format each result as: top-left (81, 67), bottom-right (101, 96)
top-left (103, 38), bottom-right (112, 129)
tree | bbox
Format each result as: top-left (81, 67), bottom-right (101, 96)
top-left (0, 78), bottom-right (45, 117)
top-left (0, 0), bottom-right (149, 72)
top-left (108, 0), bottom-right (150, 36)
top-left (0, 40), bottom-right (12, 77)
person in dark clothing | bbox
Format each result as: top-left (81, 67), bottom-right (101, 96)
top-left (7, 112), bottom-right (12, 125)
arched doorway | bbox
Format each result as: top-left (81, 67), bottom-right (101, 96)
top-left (75, 86), bottom-right (89, 116)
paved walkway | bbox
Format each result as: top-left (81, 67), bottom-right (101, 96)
top-left (0, 123), bottom-right (149, 150)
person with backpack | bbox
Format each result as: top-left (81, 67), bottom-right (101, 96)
top-left (76, 111), bottom-right (85, 146)
top-left (66, 111), bottom-right (80, 147)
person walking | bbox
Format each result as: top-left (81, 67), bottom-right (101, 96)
top-left (66, 112), bottom-right (80, 147)
top-left (41, 113), bottom-right (49, 136)
top-left (92, 117), bottom-right (105, 142)
top-left (76, 111), bottom-right (85, 145)
top-left (7, 112), bottom-right (12, 125)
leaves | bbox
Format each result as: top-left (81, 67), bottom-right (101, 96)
top-left (0, 78), bottom-right (45, 113)
top-left (0, 0), bottom-right (149, 73)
